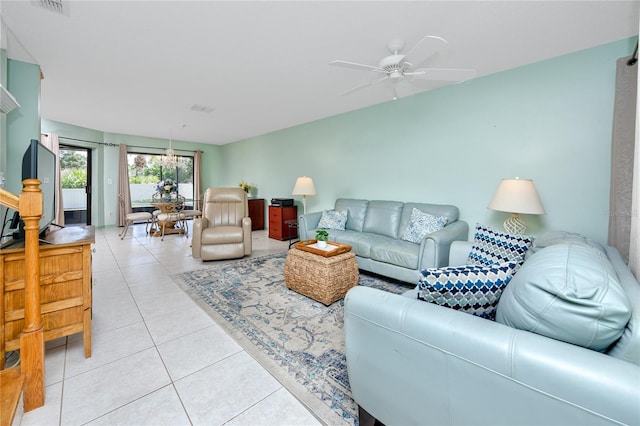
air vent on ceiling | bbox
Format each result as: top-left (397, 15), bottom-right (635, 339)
top-left (190, 104), bottom-right (215, 114)
top-left (0, 85), bottom-right (20, 114)
top-left (31, 0), bottom-right (70, 16)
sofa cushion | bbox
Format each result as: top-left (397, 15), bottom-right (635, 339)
top-left (401, 208), bottom-right (448, 244)
top-left (335, 199), bottom-right (369, 232)
top-left (370, 238), bottom-right (421, 269)
top-left (362, 201), bottom-right (404, 238)
top-left (496, 244), bottom-right (632, 352)
top-left (418, 262), bottom-right (518, 320)
top-left (201, 226), bottom-right (244, 244)
top-left (467, 223), bottom-right (532, 267)
top-left (329, 230), bottom-right (386, 259)
top-left (317, 209), bottom-right (348, 230)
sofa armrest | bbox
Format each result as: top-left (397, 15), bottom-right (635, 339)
top-left (418, 220), bottom-right (469, 269)
top-left (344, 286), bottom-right (640, 426)
top-left (448, 240), bottom-right (474, 266)
top-left (297, 212), bottom-right (322, 240)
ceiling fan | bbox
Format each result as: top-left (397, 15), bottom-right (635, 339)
top-left (329, 36), bottom-right (476, 99)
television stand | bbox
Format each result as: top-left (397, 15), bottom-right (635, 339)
top-left (0, 226), bottom-right (95, 368)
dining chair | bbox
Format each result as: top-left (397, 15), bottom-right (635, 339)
top-left (118, 193), bottom-right (153, 240)
top-left (150, 192), bottom-right (163, 232)
top-left (156, 194), bottom-right (187, 240)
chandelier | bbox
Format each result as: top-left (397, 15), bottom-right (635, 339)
top-left (160, 138), bottom-right (183, 168)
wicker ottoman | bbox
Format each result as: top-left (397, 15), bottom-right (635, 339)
top-left (284, 248), bottom-right (359, 305)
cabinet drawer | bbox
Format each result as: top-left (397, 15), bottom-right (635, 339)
top-left (269, 208), bottom-right (282, 220)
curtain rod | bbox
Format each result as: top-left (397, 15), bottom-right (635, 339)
top-left (54, 135), bottom-right (118, 147)
top-left (50, 135), bottom-right (194, 154)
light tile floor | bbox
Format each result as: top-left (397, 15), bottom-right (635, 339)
top-left (14, 224), bottom-right (320, 426)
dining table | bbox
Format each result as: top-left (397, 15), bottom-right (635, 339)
top-left (150, 201), bottom-right (185, 237)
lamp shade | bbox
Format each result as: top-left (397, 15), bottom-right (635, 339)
top-left (292, 176), bottom-right (317, 196)
top-left (488, 178), bottom-right (545, 215)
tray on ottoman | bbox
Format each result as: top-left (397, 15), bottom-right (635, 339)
top-left (294, 239), bottom-right (352, 257)
top-left (284, 248), bottom-right (359, 305)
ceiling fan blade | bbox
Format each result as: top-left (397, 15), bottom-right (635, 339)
top-left (339, 75), bottom-right (389, 96)
top-left (329, 60), bottom-right (385, 73)
top-left (409, 68), bottom-right (477, 82)
top-left (401, 36), bottom-right (448, 67)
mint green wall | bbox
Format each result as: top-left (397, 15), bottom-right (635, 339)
top-left (5, 59), bottom-right (40, 195)
top-left (4, 38), bottom-right (636, 241)
top-left (220, 38), bottom-right (637, 244)
top-left (41, 119), bottom-right (222, 227)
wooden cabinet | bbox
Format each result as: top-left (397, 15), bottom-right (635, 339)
top-left (1, 226), bottom-right (94, 367)
top-left (269, 205), bottom-right (298, 241)
top-left (248, 198), bottom-right (265, 231)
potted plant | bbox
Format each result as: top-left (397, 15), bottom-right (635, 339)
top-left (238, 181), bottom-right (255, 197)
top-left (315, 229), bottom-right (329, 249)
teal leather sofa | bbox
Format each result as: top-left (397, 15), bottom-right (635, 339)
top-left (298, 198), bottom-right (469, 284)
top-left (344, 238), bottom-right (640, 425)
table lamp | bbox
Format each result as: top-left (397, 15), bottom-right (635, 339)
top-left (292, 176), bottom-right (317, 214)
top-left (488, 177), bottom-right (545, 235)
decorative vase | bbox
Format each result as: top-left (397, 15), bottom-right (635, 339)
top-left (317, 240), bottom-right (328, 249)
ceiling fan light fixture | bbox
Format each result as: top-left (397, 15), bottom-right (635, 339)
top-left (389, 70), bottom-right (404, 81)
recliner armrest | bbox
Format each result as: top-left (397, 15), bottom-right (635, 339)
top-left (191, 217), bottom-right (208, 258)
top-left (242, 217), bottom-right (252, 255)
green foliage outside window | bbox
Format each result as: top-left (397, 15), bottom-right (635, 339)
top-left (60, 150), bottom-right (87, 189)
top-left (127, 153), bottom-right (194, 184)
top-left (61, 168), bottom-right (87, 188)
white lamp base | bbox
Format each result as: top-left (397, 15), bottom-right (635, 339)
top-left (504, 213), bottom-right (527, 235)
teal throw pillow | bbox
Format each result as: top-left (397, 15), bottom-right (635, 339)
top-left (401, 208), bottom-right (448, 244)
top-left (317, 209), bottom-right (348, 231)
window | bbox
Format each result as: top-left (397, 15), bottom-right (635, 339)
top-left (127, 153), bottom-right (195, 210)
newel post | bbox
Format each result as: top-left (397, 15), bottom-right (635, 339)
top-left (19, 179), bottom-right (45, 411)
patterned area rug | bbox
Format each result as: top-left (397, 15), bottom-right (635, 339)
top-left (173, 251), bottom-right (411, 425)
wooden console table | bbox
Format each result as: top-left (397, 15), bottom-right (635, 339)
top-left (248, 198), bottom-right (265, 230)
top-left (0, 226), bottom-right (94, 368)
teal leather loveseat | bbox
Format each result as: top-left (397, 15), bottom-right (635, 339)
top-left (344, 236), bottom-right (640, 425)
top-left (298, 198), bottom-right (468, 284)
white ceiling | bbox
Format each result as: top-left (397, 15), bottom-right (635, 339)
top-left (1, 1), bottom-right (638, 145)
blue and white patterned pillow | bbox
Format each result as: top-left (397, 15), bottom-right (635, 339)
top-left (401, 208), bottom-right (448, 244)
top-left (467, 224), bottom-right (532, 268)
top-left (418, 262), bottom-right (518, 320)
top-left (317, 209), bottom-right (348, 231)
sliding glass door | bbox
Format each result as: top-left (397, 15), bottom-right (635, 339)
top-left (60, 146), bottom-right (92, 226)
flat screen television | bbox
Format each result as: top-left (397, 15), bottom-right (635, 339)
top-left (8, 139), bottom-right (57, 240)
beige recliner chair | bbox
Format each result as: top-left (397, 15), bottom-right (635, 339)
top-left (191, 187), bottom-right (252, 260)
